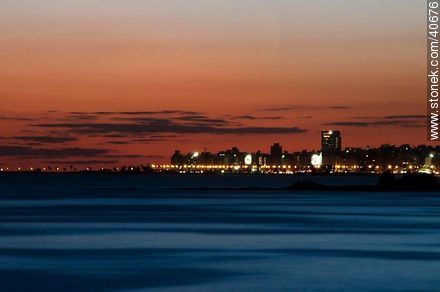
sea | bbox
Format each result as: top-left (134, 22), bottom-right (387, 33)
top-left (0, 173), bottom-right (439, 291)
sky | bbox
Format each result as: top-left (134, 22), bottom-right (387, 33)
top-left (0, 0), bottom-right (430, 167)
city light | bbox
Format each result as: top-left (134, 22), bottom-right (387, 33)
top-left (311, 153), bottom-right (323, 169)
top-left (244, 154), bottom-right (252, 165)
top-left (0, 130), bottom-right (438, 175)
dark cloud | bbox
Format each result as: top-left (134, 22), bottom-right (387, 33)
top-left (13, 136), bottom-right (77, 144)
top-left (383, 115), bottom-right (425, 120)
top-left (105, 154), bottom-right (150, 159)
top-left (0, 145), bottom-right (109, 158)
top-left (174, 115), bottom-right (230, 126)
top-left (150, 134), bottom-right (179, 138)
top-left (329, 106), bottom-right (351, 109)
top-left (131, 134), bottom-right (180, 143)
top-left (64, 113), bottom-right (98, 121)
top-left (101, 134), bottom-right (127, 138)
top-left (261, 106), bottom-right (300, 112)
top-left (18, 111), bottom-right (306, 141)
top-left (325, 115), bottom-right (425, 128)
top-left (105, 138), bottom-right (170, 145)
top-left (324, 121), bottom-right (371, 127)
top-left (132, 138), bottom-right (167, 143)
top-left (106, 141), bottom-right (132, 145)
top-left (354, 115), bottom-right (425, 120)
top-left (261, 105), bottom-right (351, 112)
top-left (33, 112), bottom-right (307, 136)
top-left (34, 120), bottom-right (307, 135)
top-left (113, 114), bottom-right (231, 127)
top-left (72, 110), bottom-right (201, 116)
top-left (232, 115), bottom-right (257, 120)
top-left (0, 115), bottom-right (36, 121)
top-left (0, 145), bottom-right (149, 160)
top-left (231, 115), bottom-right (282, 120)
top-left (44, 160), bottom-right (119, 165)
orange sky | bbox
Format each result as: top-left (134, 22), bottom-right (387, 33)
top-left (0, 0), bottom-right (432, 167)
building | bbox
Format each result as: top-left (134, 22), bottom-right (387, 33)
top-left (270, 143), bottom-right (283, 165)
top-left (216, 147), bottom-right (243, 165)
top-left (162, 142), bottom-right (439, 175)
top-left (171, 150), bottom-right (185, 165)
top-left (321, 130), bottom-right (342, 168)
top-left (321, 130), bottom-right (342, 154)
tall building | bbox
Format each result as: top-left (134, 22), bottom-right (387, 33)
top-left (321, 130), bottom-right (342, 154)
top-left (270, 143), bottom-right (283, 165)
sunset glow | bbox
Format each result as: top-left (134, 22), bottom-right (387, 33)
top-left (0, 0), bottom-right (429, 167)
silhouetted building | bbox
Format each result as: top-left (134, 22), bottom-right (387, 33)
top-left (255, 151), bottom-right (269, 166)
top-left (216, 147), bottom-right (242, 165)
top-left (164, 138), bottom-right (440, 175)
top-left (270, 143), bottom-right (283, 165)
top-left (171, 150), bottom-right (185, 165)
top-left (321, 130), bottom-right (342, 154)
top-left (321, 130), bottom-right (342, 168)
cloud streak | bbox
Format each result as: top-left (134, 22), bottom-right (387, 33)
top-left (324, 114), bottom-right (425, 128)
top-left (35, 122), bottom-right (306, 135)
top-left (44, 160), bottom-right (119, 165)
top-left (71, 110), bottom-right (200, 116)
top-left (0, 145), bottom-right (109, 158)
top-left (261, 105), bottom-right (352, 112)
top-left (231, 115), bottom-right (282, 120)
top-left (13, 136), bottom-right (77, 144)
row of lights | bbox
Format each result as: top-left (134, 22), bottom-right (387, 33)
top-left (151, 164), bottom-right (306, 170)
top-left (0, 167), bottom-right (97, 172)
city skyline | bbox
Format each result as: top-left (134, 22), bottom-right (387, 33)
top-left (1, 3), bottom-right (439, 291)
top-left (0, 0), bottom-right (432, 168)
top-left (0, 108), bottom-right (433, 168)
top-left (1, 132), bottom-right (439, 172)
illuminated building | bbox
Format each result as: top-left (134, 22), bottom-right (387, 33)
top-left (321, 130), bottom-right (342, 168)
top-left (311, 153), bottom-right (323, 169)
top-left (163, 139), bottom-right (439, 175)
top-left (321, 130), bottom-right (342, 154)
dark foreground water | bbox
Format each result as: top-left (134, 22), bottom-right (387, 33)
top-left (0, 174), bottom-right (439, 291)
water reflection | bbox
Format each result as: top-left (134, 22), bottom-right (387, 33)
top-left (0, 175), bottom-right (439, 291)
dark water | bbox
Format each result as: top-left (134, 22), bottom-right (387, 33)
top-left (0, 174), bottom-right (439, 291)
